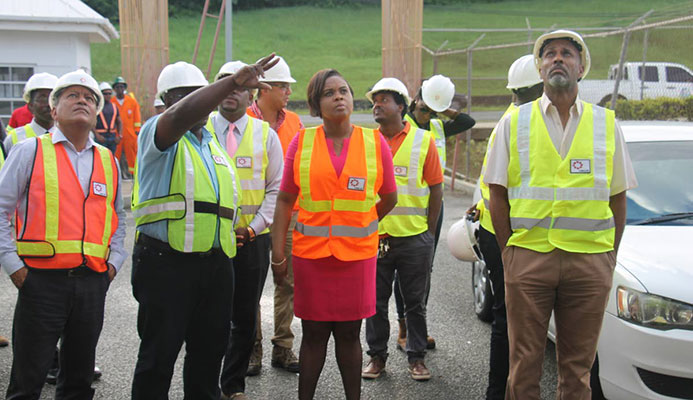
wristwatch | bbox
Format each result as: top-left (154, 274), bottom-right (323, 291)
top-left (247, 226), bottom-right (256, 242)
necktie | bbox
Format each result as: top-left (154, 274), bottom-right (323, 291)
top-left (226, 123), bottom-right (238, 157)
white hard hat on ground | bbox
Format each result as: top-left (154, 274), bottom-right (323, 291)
top-left (447, 216), bottom-right (482, 262)
top-left (215, 61), bottom-right (248, 82)
top-left (153, 98), bottom-right (165, 107)
top-left (257, 55), bottom-right (296, 83)
top-left (99, 82), bottom-right (113, 92)
top-left (23, 72), bottom-right (59, 103)
top-left (50, 70), bottom-right (104, 113)
top-left (507, 54), bottom-right (543, 89)
top-left (157, 61), bottom-right (208, 101)
top-left (421, 75), bottom-right (455, 113)
top-left (366, 77), bottom-right (412, 104)
top-left (533, 29), bottom-right (591, 79)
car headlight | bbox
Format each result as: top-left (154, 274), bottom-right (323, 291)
top-left (617, 286), bottom-right (693, 330)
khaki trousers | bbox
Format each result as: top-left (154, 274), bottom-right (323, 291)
top-left (256, 212), bottom-right (296, 349)
top-left (502, 246), bottom-right (616, 400)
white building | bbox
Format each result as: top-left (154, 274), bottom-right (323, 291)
top-left (0, 0), bottom-right (118, 124)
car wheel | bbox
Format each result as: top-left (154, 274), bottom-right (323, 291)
top-left (472, 260), bottom-right (493, 322)
top-left (591, 354), bottom-right (606, 400)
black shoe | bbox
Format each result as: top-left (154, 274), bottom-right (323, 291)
top-left (46, 368), bottom-right (58, 385)
top-left (93, 366), bottom-right (102, 381)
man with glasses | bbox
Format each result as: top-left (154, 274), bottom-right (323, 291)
top-left (246, 55), bottom-right (302, 375)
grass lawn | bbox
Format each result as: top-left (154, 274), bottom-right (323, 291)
top-left (91, 1), bottom-right (693, 104)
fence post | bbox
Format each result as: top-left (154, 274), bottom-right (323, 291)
top-left (611, 10), bottom-right (653, 109)
top-left (640, 29), bottom-right (649, 100)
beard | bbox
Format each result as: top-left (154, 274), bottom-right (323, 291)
top-left (548, 73), bottom-right (570, 88)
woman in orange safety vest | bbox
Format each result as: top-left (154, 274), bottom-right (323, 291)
top-left (271, 69), bottom-right (397, 400)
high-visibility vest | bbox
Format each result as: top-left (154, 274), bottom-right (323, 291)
top-left (9, 123), bottom-right (37, 145)
top-left (206, 113), bottom-right (270, 233)
top-left (132, 133), bottom-right (241, 258)
top-left (15, 134), bottom-right (118, 272)
top-left (95, 106), bottom-right (118, 134)
top-left (506, 99), bottom-right (615, 253)
top-left (293, 125), bottom-right (383, 261)
top-left (405, 114), bottom-right (446, 173)
top-left (0, 146), bottom-right (5, 169)
top-left (477, 103), bottom-right (517, 234)
top-left (379, 124), bottom-right (432, 237)
top-left (247, 107), bottom-right (301, 156)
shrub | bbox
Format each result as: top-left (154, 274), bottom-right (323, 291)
top-left (614, 97), bottom-right (693, 121)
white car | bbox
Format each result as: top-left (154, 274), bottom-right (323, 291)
top-left (471, 121), bottom-right (693, 399)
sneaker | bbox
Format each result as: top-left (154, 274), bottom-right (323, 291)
top-left (408, 359), bottom-right (431, 381)
top-left (246, 341), bottom-right (262, 376)
top-left (271, 346), bottom-right (299, 373)
top-left (361, 356), bottom-right (386, 379)
top-left (426, 335), bottom-right (436, 350)
top-left (0, 335), bottom-right (9, 347)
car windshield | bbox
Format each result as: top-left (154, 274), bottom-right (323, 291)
top-left (626, 140), bottom-right (693, 225)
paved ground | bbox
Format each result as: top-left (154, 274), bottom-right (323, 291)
top-left (0, 184), bottom-right (559, 399)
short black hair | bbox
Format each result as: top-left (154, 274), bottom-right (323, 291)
top-left (373, 90), bottom-right (407, 119)
top-left (306, 69), bottom-right (354, 118)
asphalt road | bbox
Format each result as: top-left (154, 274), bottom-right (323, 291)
top-left (0, 184), bottom-right (559, 399)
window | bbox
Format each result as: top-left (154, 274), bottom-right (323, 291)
top-left (0, 66), bottom-right (34, 126)
top-left (666, 66), bottom-right (693, 83)
top-left (638, 66), bottom-right (659, 82)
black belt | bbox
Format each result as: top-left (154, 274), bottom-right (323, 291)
top-left (28, 265), bottom-right (100, 278)
top-left (137, 233), bottom-right (222, 258)
top-left (194, 201), bottom-right (235, 220)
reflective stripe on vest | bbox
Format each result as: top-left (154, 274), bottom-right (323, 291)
top-left (293, 125), bottom-right (383, 261)
top-left (16, 134), bottom-right (118, 271)
top-left (9, 124), bottom-right (37, 145)
top-left (477, 103), bottom-right (517, 234)
top-left (405, 114), bottom-right (446, 177)
top-left (506, 99), bottom-right (615, 253)
top-left (0, 147), bottom-right (4, 169)
top-left (132, 133), bottom-right (241, 257)
top-left (379, 124), bottom-right (432, 237)
top-left (206, 114), bottom-right (270, 233)
top-left (96, 107), bottom-right (118, 134)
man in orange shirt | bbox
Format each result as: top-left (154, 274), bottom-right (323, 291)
top-left (111, 76), bottom-right (141, 177)
top-left (246, 55), bottom-right (302, 375)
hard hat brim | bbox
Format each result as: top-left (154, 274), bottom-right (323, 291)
top-left (533, 30), bottom-right (591, 80)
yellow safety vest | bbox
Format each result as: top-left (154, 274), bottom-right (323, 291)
top-left (477, 103), bottom-right (517, 234)
top-left (405, 114), bottom-right (446, 173)
top-left (507, 99), bottom-right (615, 253)
top-left (132, 133), bottom-right (241, 258)
top-left (9, 123), bottom-right (37, 145)
top-left (379, 124), bottom-right (432, 237)
top-left (205, 113), bottom-right (270, 233)
top-left (0, 146), bottom-right (5, 169)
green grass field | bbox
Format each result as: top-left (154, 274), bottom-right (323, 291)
top-left (91, 1), bottom-right (693, 105)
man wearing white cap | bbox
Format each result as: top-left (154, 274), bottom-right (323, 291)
top-left (153, 98), bottom-right (166, 114)
top-left (246, 55), bottom-right (302, 374)
top-left (94, 82), bottom-right (122, 154)
top-left (0, 69), bottom-right (127, 399)
top-left (4, 72), bottom-right (58, 154)
top-left (484, 30), bottom-right (637, 399)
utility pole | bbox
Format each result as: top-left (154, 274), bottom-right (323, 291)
top-left (225, 0), bottom-right (232, 61)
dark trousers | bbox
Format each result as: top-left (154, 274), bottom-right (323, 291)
top-left (394, 205), bottom-right (443, 319)
top-left (220, 234), bottom-right (271, 395)
top-left (366, 231), bottom-right (434, 362)
top-left (7, 268), bottom-right (109, 400)
top-left (130, 236), bottom-right (234, 400)
top-left (479, 226), bottom-right (508, 400)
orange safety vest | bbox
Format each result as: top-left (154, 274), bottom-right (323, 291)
top-left (247, 107), bottom-right (302, 156)
top-left (16, 134), bottom-right (119, 272)
top-left (292, 125), bottom-right (383, 261)
top-left (95, 105), bottom-right (118, 134)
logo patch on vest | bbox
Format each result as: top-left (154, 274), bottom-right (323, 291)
top-left (235, 157), bottom-right (252, 168)
top-left (212, 155), bottom-right (228, 167)
top-left (347, 177), bottom-right (366, 191)
top-left (393, 166), bottom-right (408, 177)
top-left (92, 182), bottom-right (107, 197)
top-left (570, 159), bottom-right (591, 174)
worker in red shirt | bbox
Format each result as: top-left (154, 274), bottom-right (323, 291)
top-left (8, 104), bottom-right (33, 129)
top-left (111, 76), bottom-right (141, 177)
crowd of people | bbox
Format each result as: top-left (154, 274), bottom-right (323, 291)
top-left (0, 28), bottom-right (634, 400)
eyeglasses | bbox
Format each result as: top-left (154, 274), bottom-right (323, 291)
top-left (269, 82), bottom-right (291, 91)
top-left (419, 105), bottom-right (437, 116)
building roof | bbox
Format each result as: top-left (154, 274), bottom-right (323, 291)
top-left (0, 0), bottom-right (118, 43)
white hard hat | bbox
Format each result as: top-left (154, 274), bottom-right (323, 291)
top-left (447, 216), bottom-right (482, 262)
top-left (99, 82), bottom-right (113, 92)
top-left (215, 61), bottom-right (248, 82)
top-left (50, 70), bottom-right (104, 113)
top-left (23, 72), bottom-right (58, 103)
top-left (533, 29), bottom-right (591, 80)
top-left (421, 75), bottom-right (455, 113)
top-left (257, 55), bottom-right (296, 83)
top-left (153, 98), bottom-right (165, 107)
top-left (507, 54), bottom-right (542, 90)
top-left (366, 77), bottom-right (412, 105)
top-left (157, 61), bottom-right (208, 101)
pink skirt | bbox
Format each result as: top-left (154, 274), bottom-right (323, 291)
top-left (293, 255), bottom-right (376, 321)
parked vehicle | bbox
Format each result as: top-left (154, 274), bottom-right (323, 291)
top-left (579, 62), bottom-right (693, 106)
top-left (469, 121), bottom-right (693, 399)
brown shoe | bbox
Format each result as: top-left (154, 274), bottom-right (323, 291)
top-left (361, 356), bottom-right (386, 379)
top-left (246, 341), bottom-right (262, 376)
top-left (0, 335), bottom-right (9, 347)
top-left (271, 346), bottom-right (299, 373)
top-left (396, 318), bottom-right (407, 351)
top-left (426, 335), bottom-right (436, 350)
top-left (408, 359), bottom-right (431, 381)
